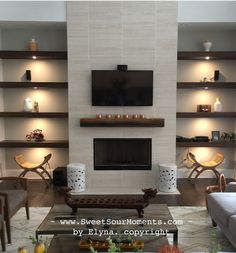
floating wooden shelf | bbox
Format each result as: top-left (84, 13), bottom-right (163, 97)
top-left (80, 118), bottom-right (165, 127)
top-left (177, 112), bottom-right (236, 118)
top-left (176, 141), bottom-right (236, 147)
top-left (0, 82), bottom-right (68, 89)
top-left (178, 51), bottom-right (236, 60)
top-left (177, 82), bottom-right (236, 89)
top-left (0, 50), bottom-right (67, 60)
top-left (0, 140), bottom-right (69, 148)
top-left (0, 112), bottom-right (68, 118)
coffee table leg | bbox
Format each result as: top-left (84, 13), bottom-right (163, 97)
top-left (173, 231), bottom-right (178, 246)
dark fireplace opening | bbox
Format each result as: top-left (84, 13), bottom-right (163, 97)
top-left (94, 138), bottom-right (152, 170)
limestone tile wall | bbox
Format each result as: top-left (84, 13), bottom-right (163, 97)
top-left (67, 1), bottom-right (177, 191)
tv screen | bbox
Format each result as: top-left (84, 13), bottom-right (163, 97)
top-left (92, 70), bottom-right (153, 106)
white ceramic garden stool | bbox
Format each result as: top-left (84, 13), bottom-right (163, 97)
top-left (158, 163), bottom-right (177, 193)
top-left (67, 163), bottom-right (86, 193)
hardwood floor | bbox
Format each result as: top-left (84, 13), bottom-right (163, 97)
top-left (27, 178), bottom-right (235, 207)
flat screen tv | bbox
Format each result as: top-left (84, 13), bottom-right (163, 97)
top-left (92, 70), bottom-right (153, 106)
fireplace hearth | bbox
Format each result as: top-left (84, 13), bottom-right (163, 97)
top-left (94, 138), bottom-right (151, 170)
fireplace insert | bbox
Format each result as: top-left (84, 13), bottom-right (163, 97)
top-left (94, 138), bottom-right (151, 170)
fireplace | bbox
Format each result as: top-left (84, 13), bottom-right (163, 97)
top-left (94, 138), bottom-right (152, 170)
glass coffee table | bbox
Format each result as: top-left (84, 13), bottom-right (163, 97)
top-left (36, 204), bottom-right (178, 248)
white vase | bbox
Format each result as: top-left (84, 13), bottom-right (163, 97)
top-left (23, 97), bottom-right (33, 112)
top-left (203, 41), bottom-right (212, 52)
top-left (214, 97), bottom-right (222, 112)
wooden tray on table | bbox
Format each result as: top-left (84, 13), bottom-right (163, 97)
top-left (79, 238), bottom-right (144, 251)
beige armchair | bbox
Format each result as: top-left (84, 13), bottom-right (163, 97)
top-left (0, 177), bottom-right (29, 244)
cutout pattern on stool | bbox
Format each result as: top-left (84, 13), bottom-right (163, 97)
top-left (159, 164), bottom-right (177, 193)
top-left (67, 163), bottom-right (86, 192)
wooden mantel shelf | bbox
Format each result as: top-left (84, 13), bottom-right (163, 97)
top-left (80, 118), bottom-right (165, 127)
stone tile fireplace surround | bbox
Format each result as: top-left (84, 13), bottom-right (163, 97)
top-left (67, 2), bottom-right (177, 193)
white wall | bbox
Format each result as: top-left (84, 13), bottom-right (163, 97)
top-left (0, 1), bottom-right (66, 22)
top-left (178, 1), bottom-right (236, 23)
top-left (0, 1), bottom-right (236, 24)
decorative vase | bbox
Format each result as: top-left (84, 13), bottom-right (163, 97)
top-left (34, 101), bottom-right (39, 112)
top-left (23, 97), bottom-right (33, 112)
top-left (28, 38), bottom-right (38, 51)
top-left (203, 41), bottom-right (212, 52)
top-left (214, 97), bottom-right (222, 112)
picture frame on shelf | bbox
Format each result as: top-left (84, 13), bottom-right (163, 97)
top-left (212, 131), bottom-right (220, 142)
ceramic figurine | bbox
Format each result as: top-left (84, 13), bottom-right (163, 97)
top-left (23, 97), bottom-right (33, 112)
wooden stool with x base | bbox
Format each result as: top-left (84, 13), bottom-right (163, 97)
top-left (14, 153), bottom-right (52, 186)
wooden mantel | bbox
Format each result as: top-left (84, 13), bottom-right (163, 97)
top-left (80, 117), bottom-right (165, 127)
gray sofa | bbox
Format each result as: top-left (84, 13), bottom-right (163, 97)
top-left (208, 182), bottom-right (236, 249)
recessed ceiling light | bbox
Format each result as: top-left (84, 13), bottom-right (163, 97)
top-left (32, 56), bottom-right (37, 60)
top-left (205, 56), bottom-right (210, 60)
top-left (204, 87), bottom-right (209, 90)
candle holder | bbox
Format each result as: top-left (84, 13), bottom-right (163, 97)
top-left (139, 114), bottom-right (145, 119)
top-left (106, 114), bottom-right (112, 119)
top-left (96, 114), bottom-right (103, 119)
top-left (115, 114), bottom-right (121, 119)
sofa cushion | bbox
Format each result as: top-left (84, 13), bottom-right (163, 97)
top-left (0, 190), bottom-right (27, 215)
top-left (229, 215), bottom-right (236, 237)
top-left (208, 192), bottom-right (236, 227)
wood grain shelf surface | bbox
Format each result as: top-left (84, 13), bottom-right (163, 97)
top-left (0, 82), bottom-right (68, 89)
top-left (80, 118), bottom-right (165, 127)
top-left (0, 112), bottom-right (68, 118)
top-left (178, 51), bottom-right (236, 60)
top-left (177, 112), bottom-right (236, 118)
top-left (0, 140), bottom-right (69, 148)
top-left (176, 141), bottom-right (236, 147)
top-left (177, 82), bottom-right (236, 89)
top-left (0, 50), bottom-right (67, 60)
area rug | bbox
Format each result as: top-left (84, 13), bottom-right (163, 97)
top-left (5, 206), bottom-right (235, 253)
